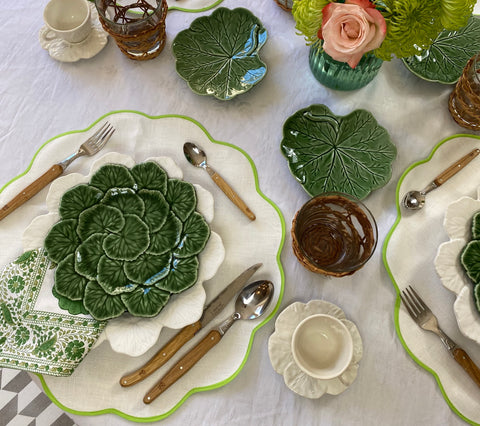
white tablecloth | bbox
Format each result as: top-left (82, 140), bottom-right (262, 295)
top-left (1, 0), bottom-right (479, 424)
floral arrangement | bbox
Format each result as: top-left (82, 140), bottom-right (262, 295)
top-left (292, 0), bottom-right (476, 68)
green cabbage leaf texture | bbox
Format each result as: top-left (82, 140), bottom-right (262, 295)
top-left (461, 211), bottom-right (480, 312)
top-left (281, 104), bottom-right (397, 200)
top-left (403, 16), bottom-right (480, 84)
top-left (44, 161), bottom-right (210, 321)
top-left (172, 7), bottom-right (268, 100)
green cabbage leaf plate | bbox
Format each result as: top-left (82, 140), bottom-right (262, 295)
top-left (44, 161), bottom-right (210, 321)
top-left (281, 104), bottom-right (397, 200)
top-left (402, 15), bottom-right (480, 84)
top-left (172, 7), bottom-right (267, 100)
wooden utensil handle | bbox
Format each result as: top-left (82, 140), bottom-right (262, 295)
top-left (205, 165), bottom-right (256, 221)
top-left (143, 329), bottom-right (222, 404)
top-left (0, 164), bottom-right (63, 221)
top-left (452, 347), bottom-right (480, 388)
top-left (120, 321), bottom-right (202, 387)
top-left (433, 148), bottom-right (480, 186)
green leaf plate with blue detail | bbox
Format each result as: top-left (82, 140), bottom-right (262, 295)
top-left (172, 7), bottom-right (268, 101)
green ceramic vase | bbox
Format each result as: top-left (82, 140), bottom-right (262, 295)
top-left (309, 44), bottom-right (383, 91)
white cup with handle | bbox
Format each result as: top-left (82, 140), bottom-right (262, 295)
top-left (43, 0), bottom-right (92, 44)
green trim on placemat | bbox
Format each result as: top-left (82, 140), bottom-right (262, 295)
top-left (168, 0), bottom-right (224, 13)
top-left (382, 133), bottom-right (480, 426)
top-left (3, 110), bottom-right (286, 422)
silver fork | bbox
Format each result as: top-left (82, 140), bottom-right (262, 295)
top-left (401, 285), bottom-right (480, 388)
top-left (0, 122), bottom-right (115, 221)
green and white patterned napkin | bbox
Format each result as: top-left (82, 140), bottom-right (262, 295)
top-left (0, 249), bottom-right (105, 376)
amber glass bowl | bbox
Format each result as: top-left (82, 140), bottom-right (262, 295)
top-left (291, 192), bottom-right (378, 277)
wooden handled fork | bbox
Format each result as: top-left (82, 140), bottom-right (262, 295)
top-left (0, 122), bottom-right (114, 221)
top-left (401, 285), bottom-right (480, 388)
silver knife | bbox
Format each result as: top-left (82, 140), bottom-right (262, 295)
top-left (120, 263), bottom-right (263, 387)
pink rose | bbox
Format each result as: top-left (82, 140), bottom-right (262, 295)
top-left (318, 0), bottom-right (386, 69)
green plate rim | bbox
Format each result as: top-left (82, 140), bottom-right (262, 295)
top-left (382, 132), bottom-right (480, 426)
top-left (0, 110), bottom-right (286, 422)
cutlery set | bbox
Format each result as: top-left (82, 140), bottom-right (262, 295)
top-left (119, 263), bottom-right (273, 403)
top-left (0, 127), bottom-right (256, 222)
top-left (143, 278), bottom-right (273, 403)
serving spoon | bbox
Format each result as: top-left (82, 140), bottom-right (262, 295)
top-left (183, 142), bottom-right (256, 221)
top-left (402, 148), bottom-right (480, 210)
top-left (143, 280), bottom-right (274, 403)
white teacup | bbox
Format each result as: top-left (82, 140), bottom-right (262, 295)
top-left (291, 314), bottom-right (353, 380)
top-left (43, 0), bottom-right (92, 44)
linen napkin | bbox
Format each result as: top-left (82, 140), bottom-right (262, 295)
top-left (0, 249), bottom-right (105, 376)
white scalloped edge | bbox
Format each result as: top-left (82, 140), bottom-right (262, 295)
top-left (22, 153), bottom-right (225, 357)
top-left (267, 300), bottom-right (362, 399)
top-left (434, 193), bottom-right (480, 344)
top-left (443, 196), bottom-right (480, 240)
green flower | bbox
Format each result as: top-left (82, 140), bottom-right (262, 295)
top-left (15, 327), bottom-right (30, 346)
top-left (65, 340), bottom-right (85, 360)
top-left (44, 162), bottom-right (210, 321)
top-left (7, 276), bottom-right (25, 293)
top-left (292, 0), bottom-right (476, 60)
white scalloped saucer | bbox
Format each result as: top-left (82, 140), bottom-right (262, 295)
top-left (268, 300), bottom-right (363, 399)
top-left (39, 3), bottom-right (108, 63)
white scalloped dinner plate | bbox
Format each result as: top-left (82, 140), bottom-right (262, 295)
top-left (434, 192), bottom-right (480, 345)
top-left (384, 134), bottom-right (480, 425)
top-left (0, 111), bottom-right (285, 422)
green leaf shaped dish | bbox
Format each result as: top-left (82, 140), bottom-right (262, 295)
top-left (461, 211), bottom-right (480, 311)
top-left (402, 15), bottom-right (480, 84)
top-left (172, 7), bottom-right (268, 100)
top-left (44, 161), bottom-right (210, 321)
top-left (281, 104), bottom-right (396, 200)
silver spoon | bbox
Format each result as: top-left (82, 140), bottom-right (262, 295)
top-left (144, 280), bottom-right (274, 403)
top-left (402, 148), bottom-right (480, 210)
top-left (183, 142), bottom-right (256, 221)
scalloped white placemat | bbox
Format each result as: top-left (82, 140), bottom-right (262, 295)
top-left (385, 134), bottom-right (480, 423)
top-left (0, 112), bottom-right (283, 420)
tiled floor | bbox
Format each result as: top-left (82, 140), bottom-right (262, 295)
top-left (0, 368), bottom-right (75, 426)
